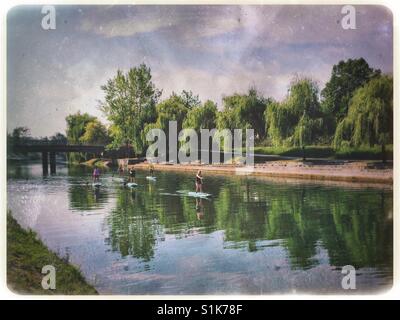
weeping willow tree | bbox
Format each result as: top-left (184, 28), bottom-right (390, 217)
top-left (265, 77), bottom-right (324, 150)
top-left (334, 75), bottom-right (393, 161)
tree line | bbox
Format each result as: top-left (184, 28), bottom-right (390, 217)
top-left (14, 57), bottom-right (392, 160)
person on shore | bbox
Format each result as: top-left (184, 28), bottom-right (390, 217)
top-left (129, 167), bottom-right (136, 183)
top-left (93, 167), bottom-right (100, 182)
top-left (195, 170), bottom-right (203, 193)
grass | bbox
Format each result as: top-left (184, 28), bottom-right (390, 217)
top-left (251, 145), bottom-right (393, 160)
top-left (7, 212), bottom-right (98, 295)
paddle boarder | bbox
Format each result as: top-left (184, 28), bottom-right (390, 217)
top-left (129, 167), bottom-right (136, 183)
top-left (93, 167), bottom-right (100, 182)
top-left (195, 170), bottom-right (203, 193)
top-left (149, 163), bottom-right (155, 176)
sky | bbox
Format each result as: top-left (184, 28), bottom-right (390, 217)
top-left (7, 5), bottom-right (393, 137)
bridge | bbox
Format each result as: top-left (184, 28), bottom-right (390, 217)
top-left (14, 144), bottom-right (106, 174)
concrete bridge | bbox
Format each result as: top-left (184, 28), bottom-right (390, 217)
top-left (14, 144), bottom-right (106, 174)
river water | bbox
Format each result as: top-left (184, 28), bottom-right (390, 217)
top-left (7, 161), bottom-right (393, 294)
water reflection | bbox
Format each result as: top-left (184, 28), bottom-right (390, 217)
top-left (68, 183), bottom-right (109, 211)
top-left (7, 161), bottom-right (393, 293)
top-left (90, 170), bottom-right (392, 273)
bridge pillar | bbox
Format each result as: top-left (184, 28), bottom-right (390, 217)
top-left (42, 152), bottom-right (48, 175)
top-left (50, 152), bottom-right (56, 174)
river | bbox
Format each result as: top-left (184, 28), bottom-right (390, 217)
top-left (7, 161), bottom-right (393, 294)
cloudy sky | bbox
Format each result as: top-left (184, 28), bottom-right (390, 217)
top-left (7, 5), bottom-right (392, 137)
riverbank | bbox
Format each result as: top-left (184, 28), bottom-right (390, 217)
top-left (134, 160), bottom-right (393, 185)
top-left (252, 145), bottom-right (393, 160)
top-left (7, 213), bottom-right (97, 295)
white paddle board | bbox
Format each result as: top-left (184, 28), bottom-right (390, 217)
top-left (126, 182), bottom-right (138, 188)
top-left (187, 192), bottom-right (211, 198)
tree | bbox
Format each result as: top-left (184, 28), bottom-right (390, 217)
top-left (65, 112), bottom-right (96, 144)
top-left (183, 100), bottom-right (217, 132)
top-left (152, 93), bottom-right (189, 134)
top-left (7, 126), bottom-right (31, 155)
top-left (180, 90), bottom-right (201, 109)
top-left (50, 132), bottom-right (68, 144)
top-left (321, 58), bottom-right (381, 127)
top-left (265, 77), bottom-right (323, 149)
top-left (218, 88), bottom-right (272, 141)
top-left (334, 75), bottom-right (393, 161)
top-left (79, 119), bottom-right (110, 145)
top-left (65, 112), bottom-right (98, 162)
top-left (11, 126), bottom-right (31, 144)
top-left (100, 64), bottom-right (161, 154)
top-left (142, 93), bottom-right (191, 160)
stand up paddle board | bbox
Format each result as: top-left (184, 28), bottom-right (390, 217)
top-left (146, 176), bottom-right (157, 181)
top-left (126, 182), bottom-right (138, 188)
top-left (92, 182), bottom-right (102, 187)
top-left (187, 192), bottom-right (211, 198)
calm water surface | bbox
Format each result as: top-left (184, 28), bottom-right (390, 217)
top-left (7, 161), bottom-right (393, 294)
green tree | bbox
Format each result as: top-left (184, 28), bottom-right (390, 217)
top-left (321, 58), bottom-right (381, 128)
top-left (183, 100), bottom-right (217, 131)
top-left (334, 75), bottom-right (393, 161)
top-left (152, 93), bottom-right (189, 134)
top-left (65, 112), bottom-right (98, 162)
top-left (79, 119), bottom-right (110, 145)
top-left (180, 90), bottom-right (201, 109)
top-left (100, 64), bottom-right (161, 154)
top-left (217, 88), bottom-right (272, 141)
top-left (265, 77), bottom-right (323, 148)
top-left (65, 112), bottom-right (96, 144)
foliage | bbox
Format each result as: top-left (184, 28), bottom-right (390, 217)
top-left (49, 132), bottom-right (68, 144)
top-left (265, 77), bottom-right (323, 147)
top-left (334, 75), bottom-right (393, 150)
top-left (180, 90), bottom-right (201, 109)
top-left (11, 126), bottom-right (31, 142)
top-left (79, 119), bottom-right (110, 145)
top-left (252, 145), bottom-right (392, 160)
top-left (217, 88), bottom-right (272, 141)
top-left (151, 93), bottom-right (189, 133)
top-left (321, 58), bottom-right (381, 126)
top-left (10, 58), bottom-right (393, 162)
top-left (65, 112), bottom-right (96, 144)
top-left (65, 112), bottom-right (105, 162)
top-left (100, 64), bottom-right (161, 154)
top-left (183, 100), bottom-right (218, 131)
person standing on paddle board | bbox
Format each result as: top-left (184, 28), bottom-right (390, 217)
top-left (129, 167), bottom-right (136, 183)
top-left (93, 167), bottom-right (100, 182)
top-left (195, 170), bottom-right (203, 193)
top-left (149, 163), bottom-right (155, 176)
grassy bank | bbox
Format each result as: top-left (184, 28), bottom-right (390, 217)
top-left (252, 145), bottom-right (393, 160)
top-left (7, 213), bottom-right (97, 295)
